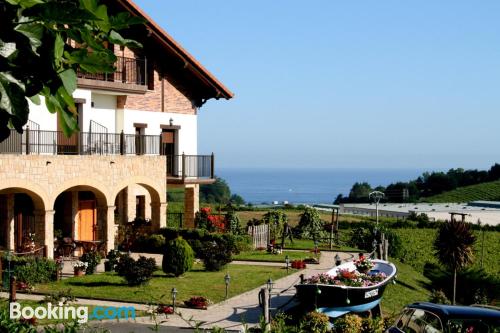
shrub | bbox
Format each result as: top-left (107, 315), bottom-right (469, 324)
top-left (348, 226), bottom-right (403, 258)
top-left (300, 312), bottom-right (330, 333)
top-left (262, 210), bottom-right (288, 241)
top-left (200, 240), bottom-right (232, 271)
top-left (80, 251), bottom-right (102, 275)
top-left (130, 234), bottom-right (166, 253)
top-left (361, 316), bottom-right (386, 333)
top-left (162, 237), bottom-right (194, 276)
top-left (195, 207), bottom-right (225, 232)
top-left (295, 207), bottom-right (326, 241)
top-left (104, 249), bottom-right (121, 272)
top-left (116, 254), bottom-right (157, 286)
top-left (333, 314), bottom-right (362, 333)
top-left (225, 210), bottom-right (241, 234)
top-left (429, 289), bottom-right (451, 305)
top-left (14, 257), bottom-right (58, 285)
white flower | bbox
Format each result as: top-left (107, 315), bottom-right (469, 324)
top-left (72, 261), bottom-right (88, 269)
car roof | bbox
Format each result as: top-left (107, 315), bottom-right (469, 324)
top-left (408, 302), bottom-right (500, 320)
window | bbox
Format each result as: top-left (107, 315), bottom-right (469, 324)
top-left (421, 312), bottom-right (443, 333)
top-left (396, 309), bottom-right (414, 330)
top-left (404, 309), bottom-right (426, 333)
top-left (136, 196), bottom-right (145, 219)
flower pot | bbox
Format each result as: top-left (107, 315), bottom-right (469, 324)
top-left (74, 268), bottom-right (85, 277)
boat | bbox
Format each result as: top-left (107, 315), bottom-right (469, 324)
top-left (294, 258), bottom-right (397, 318)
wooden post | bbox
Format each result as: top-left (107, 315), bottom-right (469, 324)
top-left (9, 276), bottom-right (16, 302)
top-left (43, 245), bottom-right (48, 258)
top-left (384, 239), bottom-right (389, 261)
top-left (261, 288), bottom-right (271, 331)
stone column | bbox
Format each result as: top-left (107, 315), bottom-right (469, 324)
top-left (150, 202), bottom-right (167, 231)
top-left (105, 206), bottom-right (116, 252)
top-left (6, 194), bottom-right (15, 251)
top-left (43, 210), bottom-right (55, 259)
top-left (183, 185), bottom-right (199, 229)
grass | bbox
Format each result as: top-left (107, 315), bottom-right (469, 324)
top-left (424, 180), bottom-right (500, 203)
top-left (34, 263), bottom-right (291, 305)
top-left (233, 250), bottom-right (319, 262)
top-left (394, 228), bottom-right (500, 276)
top-left (381, 259), bottom-right (431, 316)
top-left (281, 237), bottom-right (362, 252)
top-left (236, 210), bottom-right (367, 227)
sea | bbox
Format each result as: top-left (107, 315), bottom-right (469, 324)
top-left (217, 168), bottom-right (427, 205)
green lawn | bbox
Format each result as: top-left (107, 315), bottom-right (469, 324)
top-left (381, 259), bottom-right (432, 317)
top-left (281, 238), bottom-right (362, 252)
top-left (34, 263), bottom-right (290, 305)
top-left (233, 250), bottom-right (318, 262)
top-left (423, 180), bottom-right (500, 203)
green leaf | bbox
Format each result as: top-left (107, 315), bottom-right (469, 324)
top-left (59, 69), bottom-right (77, 94)
top-left (67, 50), bottom-right (116, 73)
top-left (14, 23), bottom-right (44, 54)
top-left (0, 73), bottom-right (29, 131)
top-left (5, 0), bottom-right (44, 9)
top-left (29, 94), bottom-right (41, 105)
top-left (108, 30), bottom-right (142, 49)
top-left (54, 33), bottom-right (64, 64)
top-left (56, 86), bottom-right (76, 114)
top-left (58, 108), bottom-right (79, 137)
top-left (0, 41), bottom-right (17, 58)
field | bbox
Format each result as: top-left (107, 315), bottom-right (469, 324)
top-left (233, 249), bottom-right (318, 262)
top-left (393, 228), bottom-right (500, 276)
top-left (424, 180), bottom-right (500, 203)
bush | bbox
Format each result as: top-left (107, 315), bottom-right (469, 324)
top-left (104, 249), bottom-right (121, 272)
top-left (14, 257), bottom-right (58, 285)
top-left (200, 240), bottom-right (232, 271)
top-left (80, 251), bottom-right (101, 275)
top-left (162, 237), bottom-right (194, 276)
top-left (294, 207), bottom-right (326, 241)
top-left (429, 289), bottom-right (451, 305)
top-left (333, 314), bottom-right (362, 333)
top-left (300, 312), bottom-right (330, 333)
top-left (130, 234), bottom-right (166, 254)
top-left (116, 254), bottom-right (157, 286)
top-left (225, 210), bottom-right (241, 234)
top-left (348, 226), bottom-right (403, 258)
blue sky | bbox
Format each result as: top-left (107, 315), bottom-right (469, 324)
top-left (135, 1), bottom-right (500, 170)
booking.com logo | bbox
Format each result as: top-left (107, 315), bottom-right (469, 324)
top-left (10, 302), bottom-right (136, 323)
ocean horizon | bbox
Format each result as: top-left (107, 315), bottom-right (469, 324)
top-left (217, 167), bottom-right (431, 204)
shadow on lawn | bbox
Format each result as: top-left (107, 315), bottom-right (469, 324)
top-left (67, 281), bottom-right (125, 287)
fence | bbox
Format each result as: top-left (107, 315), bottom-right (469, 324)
top-left (247, 224), bottom-right (269, 249)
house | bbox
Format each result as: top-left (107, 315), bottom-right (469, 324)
top-left (0, 0), bottom-right (233, 258)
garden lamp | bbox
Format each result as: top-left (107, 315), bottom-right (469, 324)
top-left (224, 273), bottom-right (231, 299)
top-left (285, 255), bottom-right (290, 273)
top-left (266, 278), bottom-right (274, 292)
top-left (334, 254), bottom-right (341, 266)
top-left (171, 287), bottom-right (177, 312)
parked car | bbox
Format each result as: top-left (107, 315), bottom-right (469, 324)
top-left (386, 302), bottom-right (500, 333)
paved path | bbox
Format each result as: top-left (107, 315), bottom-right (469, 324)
top-left (3, 251), bottom-right (358, 332)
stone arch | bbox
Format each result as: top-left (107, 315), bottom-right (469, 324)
top-left (49, 178), bottom-right (112, 209)
top-left (0, 179), bottom-right (50, 211)
top-left (111, 175), bottom-right (165, 204)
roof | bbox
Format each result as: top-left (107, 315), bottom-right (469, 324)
top-left (113, 0), bottom-right (234, 102)
top-left (409, 302), bottom-right (500, 320)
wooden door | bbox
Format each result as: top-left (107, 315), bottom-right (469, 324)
top-left (57, 111), bottom-right (79, 154)
top-left (162, 130), bottom-right (176, 176)
top-left (78, 200), bottom-right (96, 241)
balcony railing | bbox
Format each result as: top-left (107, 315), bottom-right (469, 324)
top-left (0, 128), bottom-right (214, 182)
top-left (77, 56), bottom-right (147, 87)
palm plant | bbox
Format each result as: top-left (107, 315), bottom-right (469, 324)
top-left (433, 220), bottom-right (476, 304)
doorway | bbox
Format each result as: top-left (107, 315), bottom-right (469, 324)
top-left (78, 200), bottom-right (96, 241)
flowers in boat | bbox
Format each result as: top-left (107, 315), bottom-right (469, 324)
top-left (72, 261), bottom-right (88, 269)
top-left (304, 269), bottom-right (387, 287)
top-left (354, 255), bottom-right (374, 272)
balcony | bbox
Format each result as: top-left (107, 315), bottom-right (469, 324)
top-left (77, 56), bottom-right (148, 94)
top-left (0, 129), bottom-right (215, 184)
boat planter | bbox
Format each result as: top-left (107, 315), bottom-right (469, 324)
top-left (295, 259), bottom-right (397, 318)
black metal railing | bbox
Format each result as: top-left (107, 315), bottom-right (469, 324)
top-left (0, 129), bottom-right (215, 180)
top-left (77, 56), bottom-right (146, 86)
top-left (167, 212), bottom-right (183, 229)
top-left (166, 154), bottom-right (214, 180)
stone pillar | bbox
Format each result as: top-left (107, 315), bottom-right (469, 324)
top-left (43, 210), bottom-right (55, 259)
top-left (150, 202), bottom-right (167, 231)
top-left (105, 206), bottom-right (115, 252)
top-left (6, 194), bottom-right (15, 251)
top-left (183, 185), bottom-right (199, 229)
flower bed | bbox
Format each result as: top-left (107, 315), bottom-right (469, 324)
top-left (184, 296), bottom-right (211, 309)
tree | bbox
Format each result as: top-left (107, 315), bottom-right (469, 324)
top-left (0, 0), bottom-right (143, 140)
top-left (200, 177), bottom-right (231, 204)
top-left (229, 194), bottom-right (245, 205)
top-left (433, 220), bottom-right (476, 304)
top-left (295, 207), bottom-right (325, 242)
top-left (348, 182), bottom-right (372, 202)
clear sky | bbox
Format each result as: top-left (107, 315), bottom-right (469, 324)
top-left (134, 0), bottom-right (500, 170)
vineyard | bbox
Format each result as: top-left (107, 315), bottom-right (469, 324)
top-left (393, 228), bottom-right (500, 276)
top-left (424, 180), bottom-right (500, 203)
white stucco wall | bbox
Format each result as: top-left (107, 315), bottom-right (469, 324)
top-left (85, 93), bottom-right (117, 133)
top-left (123, 109), bottom-right (198, 155)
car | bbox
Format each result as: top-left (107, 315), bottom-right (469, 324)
top-left (386, 302), bottom-right (500, 333)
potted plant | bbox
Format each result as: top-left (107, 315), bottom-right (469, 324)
top-left (104, 249), bottom-right (120, 272)
top-left (354, 255), bottom-right (373, 274)
top-left (72, 261), bottom-right (88, 277)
